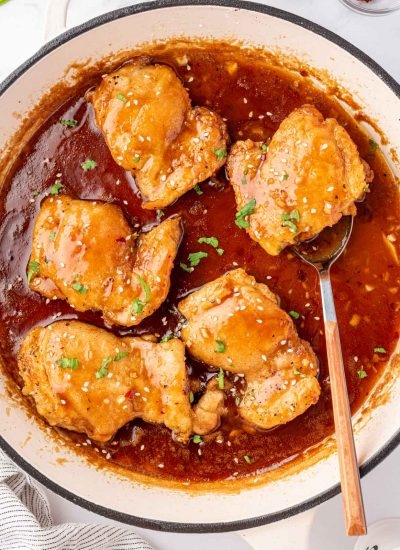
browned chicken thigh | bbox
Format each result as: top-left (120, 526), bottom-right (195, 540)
top-left (28, 196), bottom-right (181, 326)
top-left (89, 60), bottom-right (228, 209)
top-left (178, 269), bottom-right (321, 430)
top-left (18, 321), bottom-right (193, 443)
top-left (227, 105), bottom-right (373, 255)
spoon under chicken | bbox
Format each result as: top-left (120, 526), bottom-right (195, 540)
top-left (89, 60), bottom-right (228, 209)
top-left (27, 196), bottom-right (181, 326)
top-left (227, 104), bottom-right (373, 255)
top-left (178, 268), bottom-right (321, 430)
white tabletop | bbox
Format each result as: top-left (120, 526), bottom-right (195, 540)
top-left (1, 0), bottom-right (400, 548)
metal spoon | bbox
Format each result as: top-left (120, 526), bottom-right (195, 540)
top-left (294, 215), bottom-right (367, 536)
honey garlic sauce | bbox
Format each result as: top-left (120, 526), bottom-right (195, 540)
top-left (0, 43), bottom-right (399, 483)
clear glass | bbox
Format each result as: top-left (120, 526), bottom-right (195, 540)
top-left (339, 0), bottom-right (400, 15)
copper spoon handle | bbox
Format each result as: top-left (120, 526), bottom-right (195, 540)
top-left (320, 270), bottom-right (367, 536)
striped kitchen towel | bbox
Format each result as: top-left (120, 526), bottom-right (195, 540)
top-left (0, 450), bottom-right (153, 550)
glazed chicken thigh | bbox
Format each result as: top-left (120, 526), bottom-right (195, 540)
top-left (178, 269), bottom-right (321, 430)
top-left (89, 60), bottom-right (228, 209)
top-left (18, 321), bottom-right (193, 443)
top-left (28, 196), bottom-right (181, 326)
top-left (227, 105), bottom-right (373, 255)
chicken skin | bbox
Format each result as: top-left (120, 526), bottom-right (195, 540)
top-left (89, 60), bottom-right (228, 209)
top-left (28, 196), bottom-right (181, 326)
top-left (178, 269), bottom-right (321, 430)
top-left (227, 105), bottom-right (373, 255)
top-left (18, 321), bottom-right (193, 443)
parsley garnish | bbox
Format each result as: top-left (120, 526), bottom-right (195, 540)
top-left (160, 333), bottom-right (174, 343)
top-left (261, 143), bottom-right (268, 153)
top-left (114, 351), bottom-right (128, 361)
top-left (131, 298), bottom-right (145, 315)
top-left (49, 231), bottom-right (56, 242)
top-left (188, 251), bottom-right (208, 266)
top-left (374, 347), bottom-right (386, 354)
top-left (235, 198), bottom-right (256, 229)
top-left (215, 339), bottom-right (225, 353)
top-left (137, 275), bottom-right (151, 302)
top-left (289, 310), bottom-right (300, 319)
top-left (369, 139), bottom-right (378, 153)
top-left (180, 262), bottom-right (194, 273)
top-left (57, 356), bottom-right (79, 370)
top-left (27, 261), bottom-right (39, 284)
top-left (194, 184), bottom-right (203, 195)
top-left (235, 396), bottom-right (241, 406)
top-left (281, 209), bottom-right (300, 233)
top-left (294, 368), bottom-right (301, 375)
top-left (282, 173), bottom-right (289, 180)
top-left (244, 455), bottom-right (252, 464)
top-left (33, 191), bottom-right (39, 197)
top-left (216, 248), bottom-right (224, 256)
top-left (241, 175), bottom-right (247, 185)
top-left (357, 370), bottom-right (367, 379)
top-left (96, 356), bottom-right (112, 379)
top-left (189, 391), bottom-right (195, 404)
top-left (213, 148), bottom-right (228, 161)
top-left (198, 236), bottom-right (219, 248)
top-left (49, 180), bottom-right (62, 195)
top-left (116, 93), bottom-right (127, 103)
top-left (133, 155), bottom-right (141, 163)
top-left (156, 209), bottom-right (164, 220)
top-left (217, 368), bottom-right (225, 390)
top-left (193, 435), bottom-right (202, 444)
top-left (81, 159), bottom-right (97, 171)
top-left (60, 119), bottom-right (78, 127)
top-left (72, 281), bottom-right (88, 294)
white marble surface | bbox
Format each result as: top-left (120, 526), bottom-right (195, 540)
top-left (1, 0), bottom-right (400, 548)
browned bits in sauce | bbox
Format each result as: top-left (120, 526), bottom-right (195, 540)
top-left (0, 43), bottom-right (399, 483)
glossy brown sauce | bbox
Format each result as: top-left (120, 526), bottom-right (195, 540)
top-left (1, 44), bottom-right (399, 483)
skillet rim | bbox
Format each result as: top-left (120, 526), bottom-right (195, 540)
top-left (1, 0), bottom-right (400, 533)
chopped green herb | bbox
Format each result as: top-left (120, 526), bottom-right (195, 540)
top-left (244, 455), bottom-right (252, 464)
top-left (293, 368), bottom-right (301, 375)
top-left (72, 281), bottom-right (88, 294)
top-left (116, 92), bottom-right (127, 103)
top-left (215, 339), bottom-right (225, 353)
top-left (137, 275), bottom-right (150, 302)
top-left (282, 173), bottom-right (289, 180)
top-left (132, 155), bottom-right (141, 163)
top-left (188, 251), bottom-right (208, 266)
top-left (363, 184), bottom-right (370, 193)
top-left (130, 298), bottom-right (145, 315)
top-left (374, 347), bottom-right (386, 354)
top-left (213, 148), bottom-right (228, 161)
top-left (194, 184), bottom-right (203, 195)
top-left (0, 0), bottom-right (12, 6)
top-left (180, 262), bottom-right (194, 273)
top-left (49, 231), bottom-right (56, 242)
top-left (216, 248), bottom-right (224, 256)
top-left (81, 159), bottom-right (97, 171)
top-left (198, 236), bottom-right (219, 248)
top-left (57, 356), bottom-right (79, 370)
top-left (235, 396), bottom-right (241, 406)
top-left (193, 435), bottom-right (202, 444)
top-left (114, 351), bottom-right (129, 361)
top-left (217, 368), bottom-right (225, 390)
top-left (357, 370), bottom-right (367, 379)
top-left (369, 139), bottom-right (378, 153)
top-left (160, 333), bottom-right (174, 343)
top-left (27, 261), bottom-right (39, 284)
top-left (289, 310), bottom-right (300, 319)
top-left (96, 356), bottom-right (112, 379)
top-left (49, 180), bottom-right (62, 195)
top-left (261, 143), bottom-right (268, 153)
top-left (235, 198), bottom-right (256, 229)
top-left (60, 119), bottom-right (78, 127)
top-left (241, 175), bottom-right (247, 185)
top-left (281, 209), bottom-right (300, 233)
top-left (189, 391), bottom-right (195, 404)
top-left (33, 191), bottom-right (39, 197)
top-left (156, 209), bottom-right (164, 220)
